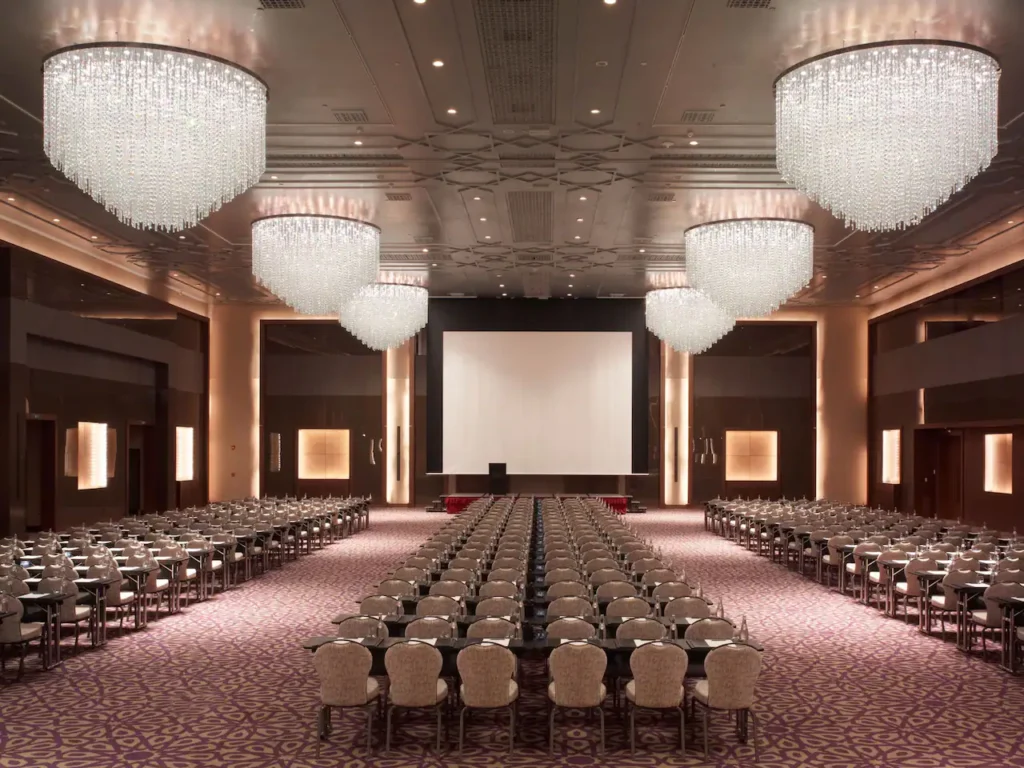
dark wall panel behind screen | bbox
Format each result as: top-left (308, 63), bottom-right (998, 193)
top-left (426, 299), bottom-right (649, 475)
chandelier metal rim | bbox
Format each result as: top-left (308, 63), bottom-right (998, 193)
top-left (43, 42), bottom-right (271, 93)
top-left (250, 213), bottom-right (381, 232)
top-left (773, 39), bottom-right (1000, 88)
top-left (683, 216), bottom-right (814, 235)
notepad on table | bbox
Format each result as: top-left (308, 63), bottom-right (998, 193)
top-left (409, 637), bottom-right (438, 645)
top-left (482, 638), bottom-right (511, 646)
top-left (705, 639), bottom-right (732, 647)
top-left (633, 639), bottom-right (653, 647)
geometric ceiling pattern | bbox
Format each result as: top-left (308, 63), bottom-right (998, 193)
top-left (2, 0), bottom-right (1024, 306)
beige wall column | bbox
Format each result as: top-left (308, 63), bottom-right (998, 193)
top-left (661, 342), bottom-right (690, 506)
top-left (384, 340), bottom-right (414, 505)
top-left (209, 304), bottom-right (260, 501)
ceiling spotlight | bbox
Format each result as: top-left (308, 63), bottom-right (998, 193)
top-left (270, 175), bottom-right (278, 180)
top-left (52, 218), bottom-right (60, 223)
top-left (215, 292), bottom-right (221, 296)
top-left (567, 293), bottom-right (573, 296)
top-left (484, 235), bottom-right (491, 239)
top-left (590, 108), bottom-right (601, 114)
top-left (432, 59), bottom-right (444, 68)
top-left (568, 284), bottom-right (573, 288)
top-left (480, 217), bottom-right (487, 222)
top-left (1009, 220), bottom-right (1016, 224)
top-left (90, 235), bottom-right (98, 240)
top-left (689, 140), bottom-right (699, 146)
top-left (431, 263), bottom-right (437, 267)
top-left (576, 217), bottom-right (584, 222)
top-left (570, 273), bottom-right (575, 277)
top-left (502, 292), bottom-right (507, 296)
top-left (579, 196), bottom-right (587, 201)
top-left (639, 248), bottom-right (646, 253)
top-left (415, 0), bottom-right (426, 4)
top-left (874, 285), bottom-right (879, 289)
top-left (574, 235), bottom-right (581, 240)
top-left (422, 248), bottom-right (429, 253)
top-left (473, 196), bottom-right (481, 201)
top-left (354, 140), bottom-right (363, 146)
top-left (447, 108), bottom-right (457, 115)
top-left (178, 235), bottom-right (186, 240)
top-left (855, 294), bottom-right (861, 298)
top-left (499, 283), bottom-right (505, 288)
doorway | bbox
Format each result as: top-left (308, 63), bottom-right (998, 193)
top-left (25, 417), bottom-right (57, 532)
top-left (915, 428), bottom-right (964, 520)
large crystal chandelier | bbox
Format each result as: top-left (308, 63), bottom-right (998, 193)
top-left (251, 215), bottom-right (380, 315)
top-left (776, 41), bottom-right (999, 231)
top-left (646, 288), bottom-right (735, 355)
top-left (339, 284), bottom-right (429, 351)
top-left (686, 219), bottom-right (813, 318)
top-left (43, 43), bottom-right (267, 232)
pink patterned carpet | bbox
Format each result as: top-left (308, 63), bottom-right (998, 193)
top-left (0, 507), bottom-right (1022, 768)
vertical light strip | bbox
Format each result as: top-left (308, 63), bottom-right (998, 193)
top-left (78, 422), bottom-right (108, 490)
top-left (915, 318), bottom-right (926, 424)
top-left (385, 341), bottom-right (413, 505)
top-left (815, 319), bottom-right (825, 500)
top-left (662, 342), bottom-right (689, 505)
top-left (176, 426), bottom-right (195, 482)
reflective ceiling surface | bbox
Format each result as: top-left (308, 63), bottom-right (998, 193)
top-left (2, 0), bottom-right (1024, 305)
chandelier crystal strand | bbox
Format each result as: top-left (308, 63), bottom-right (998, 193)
top-left (645, 288), bottom-right (735, 355)
top-left (686, 219), bottom-right (814, 318)
top-left (776, 41), bottom-right (999, 232)
top-left (251, 215), bottom-right (380, 315)
top-left (339, 284), bottom-right (429, 351)
top-left (43, 43), bottom-right (267, 232)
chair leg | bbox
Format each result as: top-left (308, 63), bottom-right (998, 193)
top-left (509, 702), bottom-right (516, 754)
top-left (385, 705), bottom-right (394, 752)
top-left (598, 705), bottom-right (605, 754)
top-left (629, 704), bottom-right (635, 754)
top-left (703, 705), bottom-right (710, 759)
top-left (679, 705), bottom-right (686, 753)
top-left (549, 704), bottom-right (557, 755)
top-left (749, 709), bottom-right (759, 760)
top-left (366, 704), bottom-right (374, 752)
top-left (436, 705), bottom-right (442, 753)
top-left (315, 706), bottom-right (325, 757)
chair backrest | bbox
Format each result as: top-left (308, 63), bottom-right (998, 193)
top-left (606, 596), bottom-right (651, 619)
top-left (416, 595), bottom-right (461, 617)
top-left (826, 535), bottom-right (855, 561)
top-left (0, 575), bottom-right (28, 596)
top-left (384, 641), bottom-right (443, 707)
top-left (545, 557), bottom-right (577, 572)
top-left (545, 568), bottom-right (581, 585)
top-left (378, 579), bottom-right (417, 598)
top-left (545, 581), bottom-right (589, 599)
top-left (941, 568), bottom-right (979, 605)
top-left (641, 568), bottom-right (678, 587)
top-left (548, 596), bottom-right (595, 619)
top-left (491, 557), bottom-right (524, 571)
top-left (475, 596), bottom-right (520, 619)
top-left (38, 577), bottom-right (79, 621)
top-left (441, 568), bottom-right (475, 584)
top-left (547, 617), bottom-right (597, 640)
top-left (0, 594), bottom-right (26, 642)
top-left (652, 581), bottom-right (691, 601)
top-left (631, 558), bottom-right (663, 574)
top-left (487, 568), bottom-right (521, 584)
top-left (403, 557), bottom-right (433, 571)
top-left (548, 642), bottom-right (607, 707)
top-left (360, 595), bottom-right (402, 617)
top-left (313, 641), bottom-right (374, 707)
top-left (478, 580), bottom-right (518, 599)
top-left (595, 580), bottom-right (637, 600)
top-left (997, 558), bottom-right (1024, 572)
top-left (704, 645), bottom-right (763, 710)
top-left (872, 550), bottom-right (906, 584)
top-left (982, 582), bottom-right (1024, 624)
top-left (393, 567), bottom-right (427, 582)
top-left (584, 557), bottom-right (619, 574)
top-left (466, 617), bottom-right (518, 639)
top-left (994, 569), bottom-right (1024, 583)
top-left (684, 618), bottom-right (735, 641)
top-left (405, 616), bottom-right (456, 639)
top-left (615, 617), bottom-right (667, 641)
top-left (336, 616), bottom-right (389, 640)
top-left (449, 557), bottom-right (481, 571)
top-left (629, 642), bottom-right (688, 708)
top-left (429, 580), bottom-right (469, 598)
top-left (457, 644), bottom-right (517, 708)
top-left (663, 597), bottom-right (711, 619)
top-left (590, 568), bottom-right (629, 586)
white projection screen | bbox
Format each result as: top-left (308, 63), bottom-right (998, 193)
top-left (442, 331), bottom-right (633, 475)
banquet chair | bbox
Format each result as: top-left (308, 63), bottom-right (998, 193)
top-left (488, 568), bottom-right (521, 584)
top-left (491, 557), bottom-right (524, 571)
top-left (616, 618), bottom-right (667, 641)
top-left (625, 642), bottom-right (688, 754)
top-left (467, 617), bottom-right (518, 639)
top-left (892, 557), bottom-right (937, 622)
top-left (406, 617), bottom-right (456, 639)
top-left (692, 644), bottom-right (763, 759)
top-left (548, 641), bottom-right (608, 754)
top-left (591, 569), bottom-right (630, 589)
top-left (652, 581), bottom-right (692, 602)
top-left (545, 568), bottom-right (582, 586)
top-left (0, 594), bottom-right (43, 680)
top-left (336, 616), bottom-right (389, 640)
top-left (546, 581), bottom-right (589, 599)
top-left (441, 568), bottom-right (476, 585)
top-left (545, 557), bottom-right (577, 572)
top-left (478, 580), bottom-right (518, 599)
top-left (0, 575), bottom-right (28, 596)
top-left (417, 595), bottom-right (462, 617)
top-left (392, 567), bottom-right (426, 582)
top-left (596, 581), bottom-right (637, 600)
top-left (970, 582), bottom-right (1024, 654)
top-left (38, 576), bottom-right (93, 651)
top-left (384, 641), bottom-right (447, 753)
top-left (449, 557), bottom-right (481, 572)
top-left (456, 644), bottom-right (519, 754)
top-left (547, 617), bottom-right (597, 640)
top-left (313, 641), bottom-right (378, 755)
top-left (929, 568), bottom-right (979, 639)
top-left (866, 550), bottom-right (904, 610)
top-left (995, 569), bottom-right (1024, 583)
top-left (475, 596), bottom-right (520, 619)
top-left (684, 618), bottom-right (735, 641)
top-left (548, 596), bottom-right (596, 619)
top-left (606, 597), bottom-right (651, 620)
top-left (360, 595), bottom-right (403, 617)
top-left (430, 580), bottom-right (470, 599)
top-left (584, 558), bottom-right (620, 575)
top-left (663, 597), bottom-right (712, 620)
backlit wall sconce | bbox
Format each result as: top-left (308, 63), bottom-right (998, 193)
top-left (984, 433), bottom-right (1012, 494)
top-left (176, 426), bottom-right (195, 482)
top-left (725, 430), bottom-right (778, 482)
top-left (77, 422), bottom-right (108, 490)
top-left (881, 429), bottom-right (901, 484)
top-left (269, 432), bottom-right (282, 473)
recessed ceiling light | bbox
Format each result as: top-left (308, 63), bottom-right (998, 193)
top-left (484, 235), bottom-right (491, 239)
top-left (473, 196), bottom-right (481, 201)
top-left (570, 273), bottom-right (575, 278)
top-left (432, 59), bottom-right (444, 67)
top-left (567, 293), bottom-right (572, 297)
top-left (1009, 220), bottom-right (1015, 224)
top-left (480, 217), bottom-right (487, 222)
top-left (576, 217), bottom-right (584, 222)
top-left (354, 140), bottom-right (363, 146)
top-left (499, 284), bottom-right (505, 288)
top-left (568, 284), bottom-right (573, 288)
top-left (270, 175), bottom-right (278, 180)
top-left (178, 235), bottom-right (186, 240)
top-left (855, 294), bottom-right (861, 298)
top-left (5, 197), bottom-right (13, 202)
top-left (689, 140), bottom-right (699, 146)
top-left (90, 235), bottom-right (98, 240)
top-left (604, 0), bottom-right (616, 4)
top-left (432, 263), bottom-right (437, 267)
top-left (215, 292), bottom-right (221, 296)
top-left (579, 196), bottom-right (587, 201)
top-left (595, 61), bottom-right (608, 67)
top-left (821, 275), bottom-right (827, 279)
top-left (52, 218), bottom-right (60, 223)
top-left (639, 248), bottom-right (646, 253)
top-left (414, 0), bottom-right (426, 4)
top-left (447, 108), bottom-right (457, 115)
top-left (590, 108), bottom-right (601, 115)
top-left (574, 235), bottom-right (581, 240)
top-left (502, 293), bottom-right (507, 297)
top-left (422, 248), bottom-right (429, 253)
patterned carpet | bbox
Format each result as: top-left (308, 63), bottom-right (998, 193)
top-left (1, 507), bottom-right (1023, 768)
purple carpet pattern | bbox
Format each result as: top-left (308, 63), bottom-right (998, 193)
top-left (1, 507), bottom-right (1023, 768)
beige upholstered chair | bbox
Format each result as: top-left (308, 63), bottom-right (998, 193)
top-left (641, 568), bottom-right (678, 588)
top-left (546, 581), bottom-right (589, 599)
top-left (930, 568), bottom-right (979, 638)
top-left (970, 582), bottom-right (1024, 653)
top-left (548, 641), bottom-right (608, 754)
top-left (995, 569), bottom-right (1024, 584)
top-left (449, 557), bottom-right (481, 572)
top-left (616, 618), bottom-right (667, 641)
top-left (475, 596), bottom-right (520, 619)
top-left (892, 557), bottom-right (936, 622)
top-left (336, 616), bottom-right (389, 640)
top-left (38, 577), bottom-right (93, 651)
top-left (379, 579), bottom-right (417, 598)
top-left (822, 535), bottom-right (854, 587)
top-left (684, 618), bottom-right (735, 641)
top-left (392, 567), bottom-right (427, 582)
top-left (456, 644), bottom-right (519, 754)
top-left (545, 568), bottom-right (581, 586)
top-left (491, 557), bottom-right (523, 571)
top-left (467, 618), bottom-right (518, 639)
top-left (606, 596), bottom-right (651, 620)
top-left (547, 617), bottom-right (597, 640)
top-left (360, 595), bottom-right (403, 617)
top-left (478, 580), bottom-right (518, 599)
top-left (626, 642), bottom-right (688, 753)
top-left (406, 616), bottom-right (456, 639)
top-left (652, 581), bottom-right (692, 602)
top-left (866, 550), bottom-right (904, 609)
top-left (487, 568), bottom-right (521, 584)
top-left (584, 558), bottom-right (619, 575)
top-left (313, 641), bottom-right (378, 755)
top-left (0, 575), bottom-right (28, 596)
top-left (442, 568), bottom-right (475, 584)
top-left (545, 558), bottom-right (578, 572)
top-left (384, 641), bottom-right (447, 752)
top-left (402, 558), bottom-right (433, 572)
top-left (0, 594), bottom-right (43, 680)
top-left (591, 569), bottom-right (630, 588)
top-left (548, 596), bottom-right (595, 619)
top-left (596, 581), bottom-right (637, 600)
top-left (663, 597), bottom-right (711, 620)
top-left (692, 644), bottom-right (763, 759)
top-left (416, 595), bottom-right (462, 617)
top-left (430, 580), bottom-right (469, 599)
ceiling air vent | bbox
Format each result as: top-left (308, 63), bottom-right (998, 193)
top-left (331, 109), bottom-right (369, 124)
top-left (647, 192), bottom-right (676, 203)
top-left (259, 0), bottom-right (305, 8)
top-left (680, 109), bottom-right (717, 124)
top-left (725, 0), bottom-right (773, 7)
top-left (385, 193), bottom-right (413, 202)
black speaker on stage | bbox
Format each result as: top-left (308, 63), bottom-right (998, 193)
top-left (488, 463), bottom-right (509, 495)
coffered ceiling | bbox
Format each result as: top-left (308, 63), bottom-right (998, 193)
top-left (2, 0), bottom-right (1024, 307)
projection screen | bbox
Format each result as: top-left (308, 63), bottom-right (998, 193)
top-left (442, 331), bottom-right (633, 475)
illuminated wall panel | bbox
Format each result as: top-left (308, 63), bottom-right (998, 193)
top-left (984, 433), bottom-right (1012, 494)
top-left (881, 429), bottom-right (901, 484)
top-left (77, 422), bottom-right (108, 490)
top-left (385, 341), bottom-right (413, 505)
top-left (725, 430), bottom-right (778, 482)
top-left (298, 429), bottom-right (351, 480)
top-left (269, 433), bottom-right (282, 473)
top-left (107, 427), bottom-right (117, 479)
top-left (176, 426), bottom-right (195, 482)
top-left (661, 342), bottom-right (689, 505)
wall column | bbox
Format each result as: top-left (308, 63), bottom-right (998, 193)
top-left (661, 342), bottom-right (690, 506)
top-left (384, 340), bottom-right (414, 505)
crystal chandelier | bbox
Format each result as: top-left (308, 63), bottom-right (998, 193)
top-left (339, 284), bottom-right (429, 351)
top-left (251, 215), bottom-right (380, 315)
top-left (686, 218), bottom-right (813, 318)
top-left (776, 41), bottom-right (999, 232)
top-left (645, 288), bottom-right (735, 355)
top-left (43, 43), bottom-right (267, 232)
